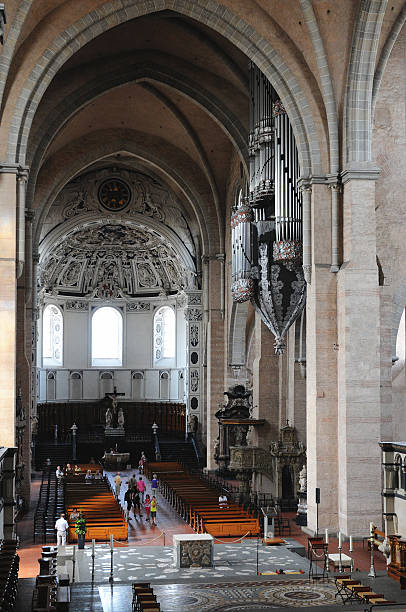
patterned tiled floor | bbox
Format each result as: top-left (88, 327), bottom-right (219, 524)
top-left (63, 542), bottom-right (309, 583)
top-left (97, 580), bottom-right (339, 612)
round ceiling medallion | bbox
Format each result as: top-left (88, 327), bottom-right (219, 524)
top-left (98, 178), bottom-right (131, 211)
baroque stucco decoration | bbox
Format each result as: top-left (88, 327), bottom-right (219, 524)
top-left (39, 220), bottom-right (195, 299)
top-left (40, 166), bottom-right (195, 255)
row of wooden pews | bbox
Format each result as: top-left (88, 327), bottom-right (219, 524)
top-left (0, 540), bottom-right (19, 611)
top-left (65, 464), bottom-right (127, 542)
top-left (32, 546), bottom-right (70, 612)
top-left (146, 462), bottom-right (260, 538)
top-left (335, 574), bottom-right (397, 608)
top-left (132, 583), bottom-right (160, 611)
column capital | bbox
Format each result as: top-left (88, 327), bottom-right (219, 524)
top-left (17, 168), bottom-right (29, 183)
top-left (216, 253), bottom-right (225, 262)
top-left (297, 177), bottom-right (312, 192)
top-left (341, 163), bottom-right (380, 184)
top-left (0, 163), bottom-right (29, 176)
top-left (326, 173), bottom-right (341, 190)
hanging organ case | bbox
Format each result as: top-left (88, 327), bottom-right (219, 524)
top-left (232, 63), bottom-right (306, 354)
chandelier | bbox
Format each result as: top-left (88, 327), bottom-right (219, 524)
top-left (231, 63), bottom-right (306, 354)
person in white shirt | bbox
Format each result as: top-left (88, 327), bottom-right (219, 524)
top-left (55, 513), bottom-right (69, 546)
top-left (55, 465), bottom-right (64, 484)
top-left (219, 494), bottom-right (228, 508)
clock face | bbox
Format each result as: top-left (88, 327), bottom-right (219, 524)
top-left (98, 178), bottom-right (131, 211)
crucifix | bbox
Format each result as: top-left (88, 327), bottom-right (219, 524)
top-left (104, 386), bottom-right (125, 428)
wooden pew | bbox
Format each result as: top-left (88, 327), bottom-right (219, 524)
top-left (147, 461), bottom-right (260, 537)
top-left (65, 465), bottom-right (127, 542)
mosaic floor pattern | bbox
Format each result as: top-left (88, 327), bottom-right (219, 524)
top-left (99, 580), bottom-right (339, 612)
top-left (67, 542), bottom-right (309, 582)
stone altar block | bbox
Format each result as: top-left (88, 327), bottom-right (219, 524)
top-left (103, 452), bottom-right (130, 469)
top-left (173, 534), bottom-right (214, 568)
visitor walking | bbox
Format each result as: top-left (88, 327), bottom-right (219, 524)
top-left (114, 472), bottom-right (122, 498)
top-left (137, 476), bottom-right (146, 502)
top-left (55, 465), bottom-right (64, 485)
top-left (150, 495), bottom-right (157, 525)
top-left (128, 473), bottom-right (137, 490)
top-left (55, 513), bottom-right (69, 546)
top-left (138, 451), bottom-right (147, 474)
top-left (124, 487), bottom-right (133, 520)
top-left (144, 494), bottom-right (151, 522)
top-left (151, 473), bottom-right (159, 493)
top-left (133, 490), bottom-right (142, 518)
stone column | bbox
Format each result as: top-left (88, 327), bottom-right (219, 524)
top-left (337, 166), bottom-right (381, 536)
top-left (286, 320), bottom-right (306, 443)
top-left (305, 179), bottom-right (339, 534)
top-left (206, 257), bottom-right (225, 470)
top-left (0, 167), bottom-right (18, 448)
top-left (184, 291), bottom-right (203, 436)
top-left (252, 314), bottom-right (280, 447)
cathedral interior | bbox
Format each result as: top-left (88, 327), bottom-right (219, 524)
top-left (2, 1), bottom-right (406, 610)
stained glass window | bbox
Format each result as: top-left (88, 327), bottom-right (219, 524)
top-left (154, 306), bottom-right (175, 362)
top-left (43, 304), bottom-right (63, 366)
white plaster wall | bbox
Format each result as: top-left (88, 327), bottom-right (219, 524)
top-left (56, 369), bottom-right (69, 400)
top-left (126, 313), bottom-right (151, 368)
top-left (114, 369), bottom-right (131, 398)
top-left (176, 308), bottom-right (187, 368)
top-left (64, 311), bottom-right (88, 368)
top-left (82, 370), bottom-right (99, 399)
top-left (38, 300), bottom-right (190, 402)
top-left (145, 370), bottom-right (160, 399)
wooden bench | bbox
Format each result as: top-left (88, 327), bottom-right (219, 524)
top-left (147, 461), bottom-right (260, 537)
top-left (334, 574), bottom-right (397, 607)
top-left (65, 475), bottom-right (127, 542)
top-left (132, 583), bottom-right (160, 612)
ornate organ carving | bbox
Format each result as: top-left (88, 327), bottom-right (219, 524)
top-left (231, 63), bottom-right (305, 353)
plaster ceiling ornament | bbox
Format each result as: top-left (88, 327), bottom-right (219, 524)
top-left (126, 302), bottom-right (151, 311)
top-left (39, 220), bottom-right (195, 299)
top-left (42, 166), bottom-right (195, 257)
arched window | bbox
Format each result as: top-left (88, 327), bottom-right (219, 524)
top-left (92, 307), bottom-right (123, 366)
top-left (154, 306), bottom-right (175, 362)
top-left (43, 304), bottom-right (63, 366)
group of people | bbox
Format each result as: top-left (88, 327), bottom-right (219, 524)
top-left (55, 463), bottom-right (103, 485)
top-left (115, 471), bottom-right (159, 526)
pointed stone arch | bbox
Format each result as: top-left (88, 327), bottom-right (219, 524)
top-left (6, 0), bottom-right (323, 177)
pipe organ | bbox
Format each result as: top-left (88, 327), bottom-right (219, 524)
top-left (232, 62), bottom-right (306, 353)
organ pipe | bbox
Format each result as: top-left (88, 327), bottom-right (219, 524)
top-left (231, 62), bottom-right (306, 353)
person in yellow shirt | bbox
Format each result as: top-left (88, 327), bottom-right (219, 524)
top-left (150, 495), bottom-right (157, 525)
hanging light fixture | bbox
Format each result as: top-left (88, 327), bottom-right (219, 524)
top-left (231, 63), bottom-right (306, 354)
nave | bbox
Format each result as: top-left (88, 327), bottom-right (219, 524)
top-left (15, 465), bottom-right (403, 612)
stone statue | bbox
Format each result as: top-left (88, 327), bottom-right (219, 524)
top-left (299, 464), bottom-right (307, 493)
top-left (378, 538), bottom-right (391, 566)
top-left (105, 406), bottom-right (112, 428)
top-left (117, 408), bottom-right (125, 428)
top-left (214, 437), bottom-right (220, 459)
top-left (31, 415), bottom-right (38, 436)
